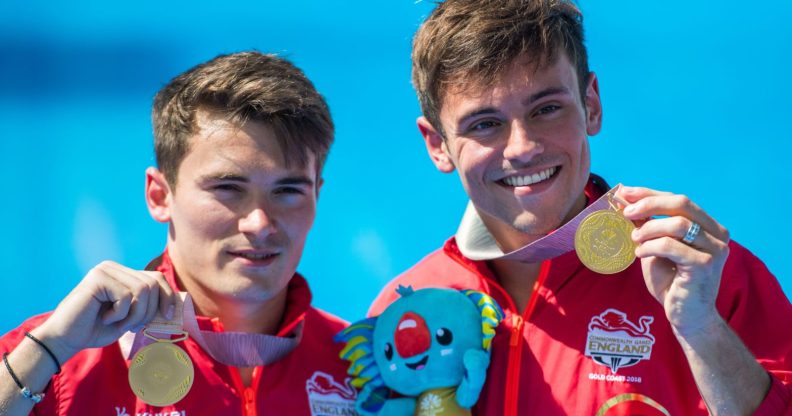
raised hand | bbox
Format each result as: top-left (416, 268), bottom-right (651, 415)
top-left (616, 186), bottom-right (730, 336)
top-left (33, 261), bottom-right (177, 363)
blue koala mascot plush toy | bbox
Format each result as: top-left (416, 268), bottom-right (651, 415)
top-left (335, 286), bottom-right (504, 415)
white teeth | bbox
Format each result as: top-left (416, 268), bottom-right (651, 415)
top-left (502, 167), bottom-right (557, 187)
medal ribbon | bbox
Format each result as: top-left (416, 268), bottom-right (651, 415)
top-left (456, 184), bottom-right (620, 262)
top-left (120, 292), bottom-right (303, 367)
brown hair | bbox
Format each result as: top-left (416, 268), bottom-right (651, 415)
top-left (412, 0), bottom-right (589, 136)
top-left (152, 51), bottom-right (334, 185)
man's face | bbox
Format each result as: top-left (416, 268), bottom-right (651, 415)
top-left (420, 53), bottom-right (602, 251)
top-left (148, 111), bottom-right (319, 306)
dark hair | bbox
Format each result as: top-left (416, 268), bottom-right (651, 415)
top-left (412, 0), bottom-right (589, 135)
top-left (152, 51), bottom-right (334, 185)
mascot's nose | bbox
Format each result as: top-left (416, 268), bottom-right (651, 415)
top-left (394, 311), bottom-right (431, 358)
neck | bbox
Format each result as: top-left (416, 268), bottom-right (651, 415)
top-left (179, 278), bottom-right (288, 335)
top-left (490, 259), bottom-right (543, 314)
top-left (483, 191), bottom-right (589, 253)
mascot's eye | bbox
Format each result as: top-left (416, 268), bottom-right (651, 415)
top-left (435, 328), bottom-right (453, 345)
top-left (384, 342), bottom-right (394, 360)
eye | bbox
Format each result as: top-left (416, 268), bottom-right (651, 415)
top-left (535, 104), bottom-right (561, 116)
top-left (275, 186), bottom-right (305, 195)
top-left (384, 342), bottom-right (393, 360)
top-left (469, 119), bottom-right (500, 132)
top-left (212, 183), bottom-right (243, 192)
top-left (435, 328), bottom-right (453, 346)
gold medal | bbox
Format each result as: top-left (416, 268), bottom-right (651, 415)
top-left (128, 331), bottom-right (194, 406)
top-left (575, 195), bottom-right (637, 274)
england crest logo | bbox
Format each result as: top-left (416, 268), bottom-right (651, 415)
top-left (584, 309), bottom-right (655, 373)
top-left (305, 371), bottom-right (357, 416)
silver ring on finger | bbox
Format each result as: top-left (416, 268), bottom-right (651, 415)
top-left (682, 221), bottom-right (701, 245)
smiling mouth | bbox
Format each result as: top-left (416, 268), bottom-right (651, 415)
top-left (500, 166), bottom-right (559, 187)
top-left (405, 355), bottom-right (429, 370)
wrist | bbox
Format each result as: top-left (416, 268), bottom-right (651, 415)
top-left (671, 313), bottom-right (726, 346)
top-left (28, 325), bottom-right (78, 366)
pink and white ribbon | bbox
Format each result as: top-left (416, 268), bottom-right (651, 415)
top-left (456, 185), bottom-right (619, 262)
top-left (119, 293), bottom-right (301, 367)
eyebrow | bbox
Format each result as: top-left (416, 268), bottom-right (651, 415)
top-left (274, 176), bottom-right (315, 187)
top-left (523, 86), bottom-right (571, 106)
top-left (200, 173), bottom-right (315, 187)
top-left (201, 173), bottom-right (248, 182)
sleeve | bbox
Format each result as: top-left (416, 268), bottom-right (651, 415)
top-left (1, 313), bottom-right (60, 416)
top-left (367, 246), bottom-right (491, 317)
top-left (0, 314), bottom-right (51, 354)
top-left (755, 377), bottom-right (792, 415)
top-left (716, 242), bottom-right (792, 415)
top-left (365, 256), bottom-right (460, 317)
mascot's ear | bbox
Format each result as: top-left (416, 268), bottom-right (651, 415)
top-left (461, 290), bottom-right (505, 351)
top-left (335, 317), bottom-right (384, 389)
top-left (395, 285), bottom-right (415, 297)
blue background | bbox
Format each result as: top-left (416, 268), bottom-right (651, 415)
top-left (1, 1), bottom-right (790, 334)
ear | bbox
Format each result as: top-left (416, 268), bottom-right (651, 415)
top-left (417, 116), bottom-right (455, 173)
top-left (583, 72), bottom-right (603, 136)
top-left (145, 167), bottom-right (173, 223)
top-left (315, 177), bottom-right (324, 199)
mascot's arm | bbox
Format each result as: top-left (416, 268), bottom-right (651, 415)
top-left (355, 384), bottom-right (416, 416)
top-left (379, 398), bottom-right (416, 416)
top-left (455, 349), bottom-right (490, 408)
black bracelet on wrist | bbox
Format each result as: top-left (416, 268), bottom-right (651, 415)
top-left (3, 352), bottom-right (51, 404)
top-left (24, 332), bottom-right (61, 374)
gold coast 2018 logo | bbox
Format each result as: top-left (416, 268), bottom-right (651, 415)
top-left (585, 309), bottom-right (655, 373)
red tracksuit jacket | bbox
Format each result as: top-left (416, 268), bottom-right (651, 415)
top-left (370, 181), bottom-right (792, 415)
top-left (1, 252), bottom-right (357, 416)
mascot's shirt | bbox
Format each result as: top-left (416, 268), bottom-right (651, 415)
top-left (369, 175), bottom-right (792, 416)
top-left (0, 251), bottom-right (357, 416)
top-left (417, 387), bottom-right (468, 416)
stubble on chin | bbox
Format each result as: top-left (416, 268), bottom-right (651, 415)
top-left (511, 210), bottom-right (562, 237)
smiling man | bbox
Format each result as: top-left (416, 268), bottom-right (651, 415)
top-left (0, 52), bottom-right (355, 415)
top-left (370, 1), bottom-right (792, 415)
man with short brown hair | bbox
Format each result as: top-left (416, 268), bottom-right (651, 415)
top-left (1, 51), bottom-right (356, 415)
top-left (371, 1), bottom-right (792, 414)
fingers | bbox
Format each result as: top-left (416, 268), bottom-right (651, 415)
top-left (634, 235), bottom-right (716, 268)
top-left (617, 185), bottom-right (730, 243)
top-left (149, 271), bottom-right (176, 320)
top-left (640, 256), bottom-right (674, 301)
top-left (88, 261), bottom-right (177, 331)
top-left (93, 275), bottom-right (133, 325)
top-left (102, 263), bottom-right (157, 330)
top-left (632, 216), bottom-right (727, 254)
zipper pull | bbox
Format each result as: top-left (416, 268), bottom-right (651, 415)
top-left (244, 387), bottom-right (255, 415)
top-left (509, 314), bottom-right (524, 346)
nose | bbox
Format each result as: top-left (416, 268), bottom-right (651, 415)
top-left (238, 206), bottom-right (277, 236)
top-left (394, 311), bottom-right (431, 358)
top-left (503, 121), bottom-right (543, 163)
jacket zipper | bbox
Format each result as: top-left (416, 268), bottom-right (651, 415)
top-left (243, 387), bottom-right (256, 416)
top-left (505, 313), bottom-right (525, 416)
top-left (498, 260), bottom-right (551, 416)
top-left (230, 366), bottom-right (261, 416)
